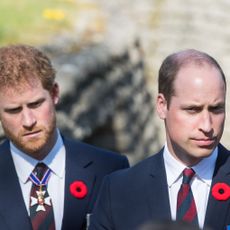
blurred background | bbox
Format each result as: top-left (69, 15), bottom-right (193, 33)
top-left (1, 0), bottom-right (230, 165)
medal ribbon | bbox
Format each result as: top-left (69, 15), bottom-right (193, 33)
top-left (30, 168), bottom-right (52, 186)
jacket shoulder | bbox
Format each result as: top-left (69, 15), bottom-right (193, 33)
top-left (64, 137), bottom-right (129, 170)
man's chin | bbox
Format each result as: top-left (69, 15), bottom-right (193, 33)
top-left (15, 140), bottom-right (46, 155)
top-left (194, 148), bottom-right (214, 159)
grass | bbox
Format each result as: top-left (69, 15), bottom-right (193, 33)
top-left (0, 0), bottom-right (77, 46)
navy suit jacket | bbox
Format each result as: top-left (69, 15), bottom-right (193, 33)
top-left (0, 137), bottom-right (129, 230)
top-left (89, 144), bottom-right (230, 230)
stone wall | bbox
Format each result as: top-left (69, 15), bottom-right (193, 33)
top-left (42, 40), bottom-right (160, 165)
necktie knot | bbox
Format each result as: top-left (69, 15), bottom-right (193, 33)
top-left (182, 168), bottom-right (195, 184)
top-left (33, 163), bottom-right (48, 180)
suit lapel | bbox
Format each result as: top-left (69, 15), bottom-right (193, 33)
top-left (61, 139), bottom-right (96, 230)
top-left (0, 141), bottom-right (32, 230)
top-left (0, 138), bottom-right (96, 230)
top-left (204, 144), bottom-right (230, 230)
top-left (147, 150), bottom-right (171, 221)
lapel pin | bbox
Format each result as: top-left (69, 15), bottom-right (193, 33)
top-left (212, 183), bottom-right (230, 201)
top-left (70, 180), bottom-right (88, 199)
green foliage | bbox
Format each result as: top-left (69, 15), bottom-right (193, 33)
top-left (0, 0), bottom-right (76, 45)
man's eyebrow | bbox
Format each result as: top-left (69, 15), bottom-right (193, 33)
top-left (27, 98), bottom-right (45, 105)
top-left (208, 102), bottom-right (225, 108)
top-left (4, 106), bottom-right (22, 112)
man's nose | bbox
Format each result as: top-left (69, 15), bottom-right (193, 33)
top-left (199, 111), bottom-right (212, 133)
top-left (21, 108), bottom-right (36, 128)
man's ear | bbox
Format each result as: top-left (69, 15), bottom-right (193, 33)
top-left (156, 93), bottom-right (167, 120)
top-left (51, 82), bottom-right (60, 105)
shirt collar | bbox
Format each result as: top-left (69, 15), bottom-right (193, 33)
top-left (163, 142), bottom-right (218, 187)
top-left (10, 129), bottom-right (65, 184)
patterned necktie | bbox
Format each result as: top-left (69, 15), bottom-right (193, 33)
top-left (176, 168), bottom-right (198, 225)
top-left (29, 163), bottom-right (55, 230)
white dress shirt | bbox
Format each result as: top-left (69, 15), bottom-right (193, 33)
top-left (10, 129), bottom-right (66, 230)
top-left (163, 143), bottom-right (217, 229)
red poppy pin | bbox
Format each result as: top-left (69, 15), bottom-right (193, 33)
top-left (212, 183), bottom-right (230, 201)
top-left (70, 181), bottom-right (88, 199)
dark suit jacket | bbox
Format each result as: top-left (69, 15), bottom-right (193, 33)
top-left (0, 137), bottom-right (129, 230)
top-left (89, 144), bottom-right (230, 230)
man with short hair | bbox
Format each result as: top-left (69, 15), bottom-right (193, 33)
top-left (89, 49), bottom-right (230, 230)
top-left (0, 44), bottom-right (129, 230)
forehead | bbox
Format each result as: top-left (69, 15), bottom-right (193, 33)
top-left (0, 78), bottom-right (43, 95)
top-left (175, 63), bottom-right (224, 88)
top-left (0, 79), bottom-right (49, 107)
top-left (172, 64), bottom-right (226, 102)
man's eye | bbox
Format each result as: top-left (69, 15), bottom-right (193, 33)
top-left (29, 101), bottom-right (42, 108)
top-left (185, 107), bottom-right (201, 113)
top-left (210, 106), bottom-right (225, 114)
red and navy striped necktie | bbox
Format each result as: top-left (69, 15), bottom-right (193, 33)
top-left (176, 168), bottom-right (198, 225)
top-left (29, 163), bottom-right (55, 230)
